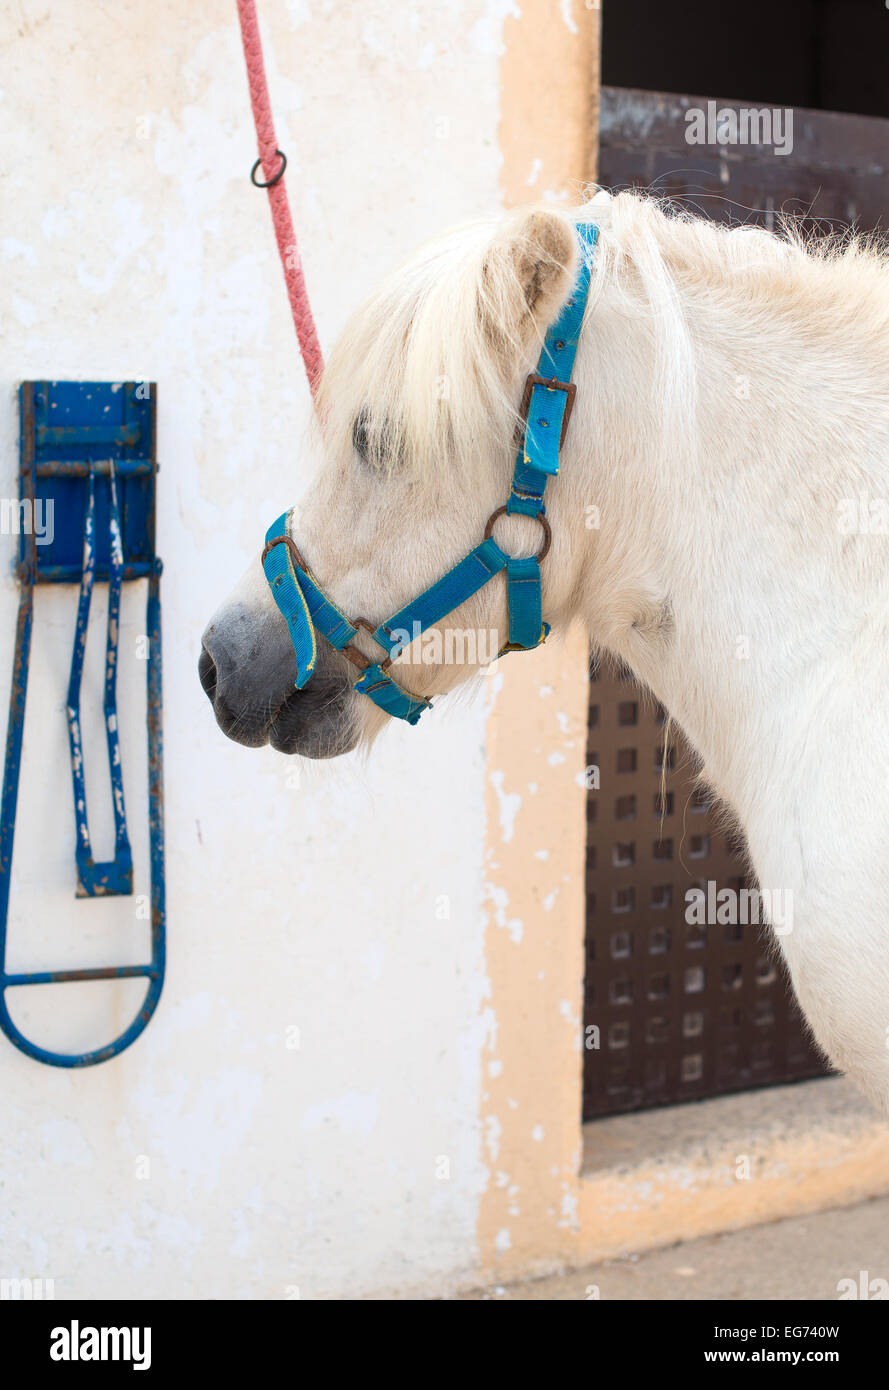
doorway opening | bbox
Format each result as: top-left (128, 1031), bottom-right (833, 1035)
top-left (583, 0), bottom-right (888, 1118)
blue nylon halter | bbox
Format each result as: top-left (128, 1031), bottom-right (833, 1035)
top-left (262, 221), bottom-right (598, 726)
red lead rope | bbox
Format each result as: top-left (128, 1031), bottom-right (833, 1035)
top-left (236, 0), bottom-right (324, 396)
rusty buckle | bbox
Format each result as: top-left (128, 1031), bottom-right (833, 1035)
top-left (341, 618), bottom-right (393, 673)
top-left (516, 373), bottom-right (577, 449)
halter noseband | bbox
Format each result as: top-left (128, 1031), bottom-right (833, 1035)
top-left (261, 221), bottom-right (598, 725)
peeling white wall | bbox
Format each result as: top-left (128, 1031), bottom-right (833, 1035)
top-left (0, 0), bottom-right (509, 1298)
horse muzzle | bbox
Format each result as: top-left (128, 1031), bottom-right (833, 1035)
top-left (199, 598), bottom-right (360, 758)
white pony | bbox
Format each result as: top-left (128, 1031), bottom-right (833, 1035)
top-left (201, 192), bottom-right (889, 1114)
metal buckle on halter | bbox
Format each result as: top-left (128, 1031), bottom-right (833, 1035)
top-left (517, 373), bottom-right (577, 448)
top-left (497, 622), bottom-right (550, 657)
top-left (261, 532), bottom-right (311, 572)
top-left (341, 618), bottom-right (393, 673)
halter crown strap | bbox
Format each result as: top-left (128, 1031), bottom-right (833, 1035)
top-left (501, 221), bottom-right (598, 655)
top-left (507, 225), bottom-right (597, 517)
top-left (262, 220), bottom-right (598, 723)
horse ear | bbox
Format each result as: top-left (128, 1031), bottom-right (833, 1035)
top-left (481, 209), bottom-right (578, 358)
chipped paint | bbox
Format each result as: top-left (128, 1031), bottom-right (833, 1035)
top-left (475, 0), bottom-right (599, 1281)
top-left (488, 769), bottom-right (521, 843)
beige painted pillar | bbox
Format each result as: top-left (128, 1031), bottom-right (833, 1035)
top-left (477, 1), bottom-right (600, 1278)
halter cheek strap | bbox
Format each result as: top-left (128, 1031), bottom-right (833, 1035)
top-left (262, 220), bottom-right (598, 725)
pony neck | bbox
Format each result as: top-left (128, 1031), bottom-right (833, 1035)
top-left (568, 216), bottom-right (889, 834)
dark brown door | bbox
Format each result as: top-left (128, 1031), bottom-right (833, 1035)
top-left (598, 87), bottom-right (889, 236)
top-left (583, 90), bottom-right (889, 1120)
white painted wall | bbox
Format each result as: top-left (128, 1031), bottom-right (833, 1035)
top-left (0, 0), bottom-right (508, 1298)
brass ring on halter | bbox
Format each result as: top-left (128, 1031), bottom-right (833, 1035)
top-left (484, 505), bottom-right (552, 562)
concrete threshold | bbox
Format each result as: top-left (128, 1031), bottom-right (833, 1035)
top-left (575, 1075), bottom-right (889, 1266)
top-left (459, 1193), bottom-right (889, 1300)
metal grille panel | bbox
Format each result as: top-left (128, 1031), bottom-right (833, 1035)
top-left (580, 86), bottom-right (878, 1120)
top-left (583, 659), bottom-right (829, 1120)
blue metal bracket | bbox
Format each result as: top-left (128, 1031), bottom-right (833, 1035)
top-left (0, 381), bottom-right (166, 1067)
top-left (68, 462), bottom-right (133, 897)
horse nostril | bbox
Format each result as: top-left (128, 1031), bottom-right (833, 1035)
top-left (199, 646), bottom-right (218, 702)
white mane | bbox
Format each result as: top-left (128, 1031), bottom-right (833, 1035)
top-left (317, 191), bottom-right (889, 486)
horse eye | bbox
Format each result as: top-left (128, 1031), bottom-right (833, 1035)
top-left (352, 410), bottom-right (371, 466)
top-left (352, 408), bottom-right (402, 471)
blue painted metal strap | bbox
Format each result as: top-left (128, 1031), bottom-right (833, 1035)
top-left (67, 463), bottom-right (133, 897)
top-left (103, 464), bottom-right (133, 887)
top-left (0, 381), bottom-right (166, 1067)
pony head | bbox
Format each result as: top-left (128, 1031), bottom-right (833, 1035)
top-left (200, 205), bottom-right (590, 757)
